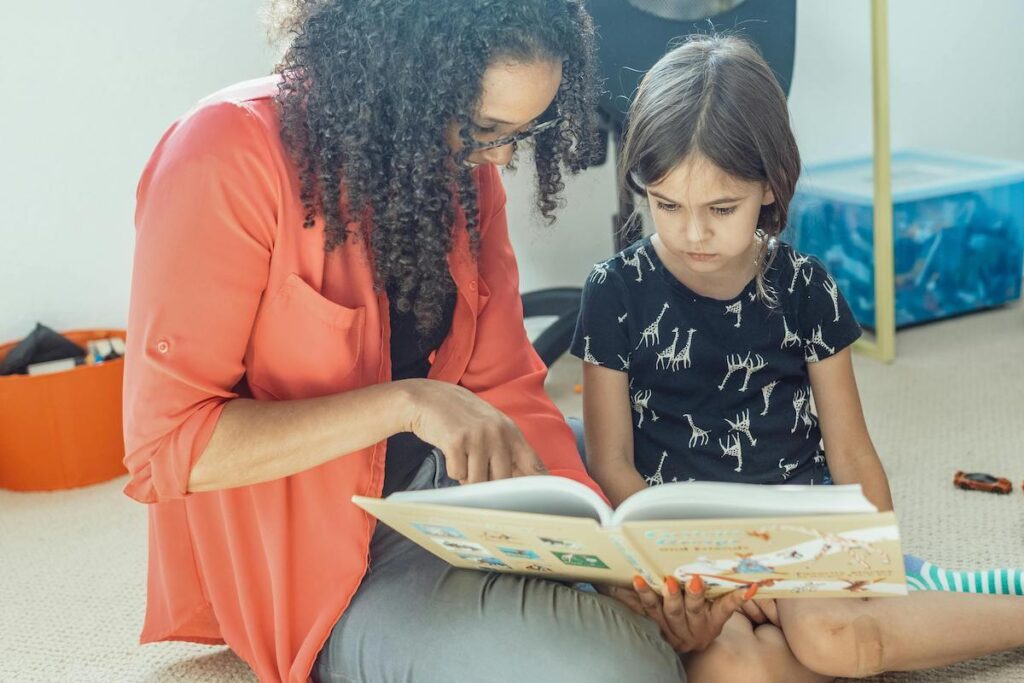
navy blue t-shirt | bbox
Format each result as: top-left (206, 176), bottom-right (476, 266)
top-left (570, 237), bottom-right (862, 487)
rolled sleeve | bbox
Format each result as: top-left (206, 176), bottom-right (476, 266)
top-left (123, 102), bottom-right (278, 503)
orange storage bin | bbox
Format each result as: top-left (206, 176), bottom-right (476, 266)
top-left (0, 329), bottom-right (127, 491)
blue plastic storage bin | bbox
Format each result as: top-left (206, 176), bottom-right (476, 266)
top-left (788, 150), bottom-right (1024, 327)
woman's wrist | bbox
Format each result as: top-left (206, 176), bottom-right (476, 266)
top-left (392, 378), bottom-right (428, 435)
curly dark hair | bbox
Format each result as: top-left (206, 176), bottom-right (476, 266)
top-left (269, 0), bottom-right (601, 335)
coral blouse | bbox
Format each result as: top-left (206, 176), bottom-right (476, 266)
top-left (122, 77), bottom-right (601, 682)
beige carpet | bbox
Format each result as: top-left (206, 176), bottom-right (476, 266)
top-left (2, 302), bottom-right (1023, 682)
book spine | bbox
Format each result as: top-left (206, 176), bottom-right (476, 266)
top-left (609, 531), bottom-right (661, 590)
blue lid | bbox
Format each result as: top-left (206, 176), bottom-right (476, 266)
top-left (796, 150), bottom-right (1024, 205)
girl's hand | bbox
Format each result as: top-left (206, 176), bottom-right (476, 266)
top-left (401, 379), bottom-right (547, 483)
top-left (624, 576), bottom-right (754, 652)
top-left (739, 597), bottom-right (780, 626)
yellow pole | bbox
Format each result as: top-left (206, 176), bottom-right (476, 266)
top-left (856, 0), bottom-right (896, 361)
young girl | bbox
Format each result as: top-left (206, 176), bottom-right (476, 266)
top-left (572, 35), bottom-right (1024, 681)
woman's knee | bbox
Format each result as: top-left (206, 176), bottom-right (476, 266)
top-left (782, 601), bottom-right (885, 678)
top-left (544, 596), bottom-right (684, 682)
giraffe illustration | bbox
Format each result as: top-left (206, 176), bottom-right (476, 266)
top-left (813, 452), bottom-right (826, 465)
top-left (778, 458), bottom-right (798, 479)
top-left (655, 328), bottom-right (680, 370)
top-left (683, 413), bottom-right (710, 448)
top-left (738, 354), bottom-right (767, 392)
top-left (672, 328), bottom-right (696, 370)
top-left (718, 352), bottom-right (749, 391)
top-left (760, 380), bottom-right (780, 416)
top-left (616, 354), bottom-right (631, 371)
top-left (617, 312), bottom-right (628, 324)
top-left (781, 317), bottom-right (802, 349)
top-left (645, 451), bottom-right (669, 486)
top-left (581, 336), bottom-right (602, 366)
top-left (636, 303), bottom-right (670, 349)
top-left (725, 300), bottom-right (743, 328)
top-left (725, 409), bottom-right (757, 447)
top-left (802, 269), bottom-right (813, 287)
top-left (805, 325), bottom-right (835, 358)
top-left (589, 262), bottom-right (609, 284)
top-left (632, 388), bottom-right (658, 429)
top-left (788, 251), bottom-right (812, 293)
top-left (791, 388), bottom-right (808, 434)
top-left (799, 402), bottom-right (817, 439)
top-left (719, 434), bottom-right (744, 472)
top-left (748, 289), bottom-right (757, 302)
top-left (823, 276), bottom-right (841, 322)
top-left (620, 246), bottom-right (656, 282)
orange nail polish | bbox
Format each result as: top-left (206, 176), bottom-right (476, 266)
top-left (665, 576), bottom-right (680, 595)
top-left (743, 584), bottom-right (759, 600)
top-left (632, 575), bottom-right (647, 591)
top-left (688, 575), bottom-right (703, 593)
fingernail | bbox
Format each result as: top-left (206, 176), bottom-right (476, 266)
top-left (743, 584), bottom-right (759, 600)
top-left (688, 575), bottom-right (703, 593)
top-left (665, 576), bottom-right (680, 595)
top-left (632, 575), bottom-right (647, 591)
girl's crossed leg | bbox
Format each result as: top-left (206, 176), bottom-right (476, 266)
top-left (687, 592), bottom-right (1024, 681)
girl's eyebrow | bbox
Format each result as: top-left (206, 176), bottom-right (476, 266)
top-left (648, 189), bottom-right (744, 206)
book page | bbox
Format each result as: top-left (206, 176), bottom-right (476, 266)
top-left (623, 512), bottom-right (906, 599)
top-left (353, 497), bottom-right (637, 585)
top-left (612, 481), bottom-right (876, 525)
top-left (386, 475), bottom-right (614, 524)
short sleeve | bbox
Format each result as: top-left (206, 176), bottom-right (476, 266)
top-left (796, 255), bottom-right (863, 362)
top-left (570, 263), bottom-right (632, 371)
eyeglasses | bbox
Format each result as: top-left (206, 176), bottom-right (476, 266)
top-left (466, 112), bottom-right (562, 152)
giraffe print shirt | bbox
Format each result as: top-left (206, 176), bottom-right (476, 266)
top-left (570, 237), bottom-right (862, 487)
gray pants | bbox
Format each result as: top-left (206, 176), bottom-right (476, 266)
top-left (313, 449), bottom-right (685, 683)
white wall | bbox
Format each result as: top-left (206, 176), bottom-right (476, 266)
top-left (0, 1), bottom-right (278, 343)
top-left (3, 0), bottom-right (1023, 344)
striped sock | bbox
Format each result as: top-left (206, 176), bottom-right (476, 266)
top-left (904, 554), bottom-right (1024, 595)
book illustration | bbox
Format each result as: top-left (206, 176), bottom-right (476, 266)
top-left (538, 536), bottom-right (583, 550)
top-left (457, 553), bottom-right (510, 569)
top-left (663, 523), bottom-right (902, 595)
top-left (498, 547), bottom-right (541, 560)
top-left (735, 554), bottom-right (775, 573)
top-left (840, 578), bottom-right (888, 593)
top-left (412, 523), bottom-right (465, 539)
top-left (522, 564), bottom-right (554, 573)
top-left (552, 552), bottom-right (610, 569)
top-left (754, 525), bottom-right (894, 570)
top-left (433, 539), bottom-right (490, 555)
top-left (483, 531), bottom-right (521, 543)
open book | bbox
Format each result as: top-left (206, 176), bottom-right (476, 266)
top-left (353, 477), bottom-right (906, 599)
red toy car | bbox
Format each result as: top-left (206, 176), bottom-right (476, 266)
top-left (953, 471), bottom-right (1013, 494)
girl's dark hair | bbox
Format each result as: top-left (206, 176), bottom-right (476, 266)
top-left (619, 34), bottom-right (801, 301)
top-left (269, 0), bottom-right (600, 335)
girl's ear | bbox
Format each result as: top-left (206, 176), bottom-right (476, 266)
top-left (761, 184), bottom-right (776, 206)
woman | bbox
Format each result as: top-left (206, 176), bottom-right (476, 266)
top-left (123, 2), bottom-right (743, 681)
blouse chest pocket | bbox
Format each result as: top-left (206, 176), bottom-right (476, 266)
top-left (248, 273), bottom-right (366, 400)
